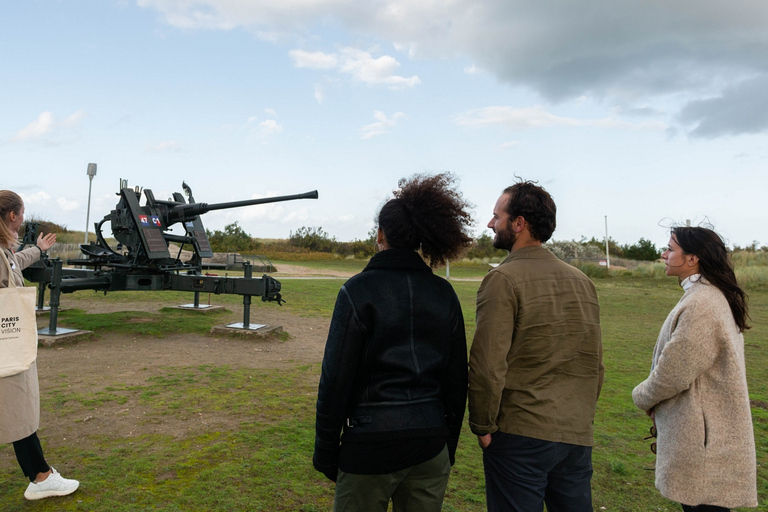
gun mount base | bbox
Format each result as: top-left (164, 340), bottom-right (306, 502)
top-left (175, 304), bottom-right (222, 311)
top-left (210, 324), bottom-right (283, 338)
top-left (225, 323), bottom-right (267, 330)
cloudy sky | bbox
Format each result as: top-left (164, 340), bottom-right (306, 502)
top-left (2, 1), bottom-right (767, 250)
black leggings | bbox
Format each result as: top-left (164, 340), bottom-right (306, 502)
top-left (12, 432), bottom-right (49, 482)
top-left (681, 504), bottom-right (729, 512)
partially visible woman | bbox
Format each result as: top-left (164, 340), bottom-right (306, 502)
top-left (632, 226), bottom-right (757, 511)
top-left (313, 173), bottom-right (473, 512)
top-left (0, 190), bottom-right (80, 501)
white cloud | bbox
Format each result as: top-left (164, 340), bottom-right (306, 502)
top-left (454, 106), bottom-right (665, 131)
top-left (290, 46), bottom-right (420, 88)
top-left (63, 110), bottom-right (87, 126)
top-left (14, 112), bottom-right (56, 141)
top-left (244, 115), bottom-right (283, 139)
top-left (147, 140), bottom-right (182, 152)
top-left (338, 47), bottom-right (420, 87)
top-left (20, 191), bottom-right (53, 206)
top-left (289, 49), bottom-right (338, 69)
top-left (264, 108), bottom-right (278, 117)
top-left (57, 197), bottom-right (80, 212)
top-left (12, 110), bottom-right (87, 143)
top-left (138, 0), bottom-right (768, 137)
top-left (499, 141), bottom-right (519, 149)
top-left (360, 110), bottom-right (406, 139)
top-left (253, 119), bottom-right (284, 138)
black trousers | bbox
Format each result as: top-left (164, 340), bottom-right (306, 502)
top-left (681, 505), bottom-right (729, 512)
top-left (482, 432), bottom-right (593, 512)
top-left (12, 432), bottom-right (49, 482)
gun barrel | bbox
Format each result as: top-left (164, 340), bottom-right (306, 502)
top-left (169, 190), bottom-right (319, 222)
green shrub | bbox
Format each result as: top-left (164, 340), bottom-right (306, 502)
top-left (206, 222), bottom-right (262, 253)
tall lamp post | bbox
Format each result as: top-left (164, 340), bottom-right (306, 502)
top-left (604, 215), bottom-right (610, 270)
top-left (84, 163), bottom-right (97, 244)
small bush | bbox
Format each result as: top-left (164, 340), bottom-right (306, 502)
top-left (206, 222), bottom-right (262, 253)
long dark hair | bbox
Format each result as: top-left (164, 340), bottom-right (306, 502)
top-left (672, 226), bottom-right (750, 332)
top-left (377, 173), bottom-right (473, 268)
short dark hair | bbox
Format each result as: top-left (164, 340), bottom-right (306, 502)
top-left (672, 226), bottom-right (750, 332)
top-left (378, 173), bottom-right (473, 267)
top-left (503, 181), bottom-right (556, 243)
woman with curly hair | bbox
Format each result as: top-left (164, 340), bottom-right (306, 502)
top-left (313, 173), bottom-right (473, 512)
top-left (632, 226), bottom-right (757, 511)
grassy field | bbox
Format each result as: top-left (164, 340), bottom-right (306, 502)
top-left (0, 265), bottom-right (765, 511)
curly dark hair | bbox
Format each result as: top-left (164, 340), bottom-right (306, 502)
top-left (672, 226), bottom-right (750, 332)
top-left (503, 180), bottom-right (556, 243)
top-left (377, 173), bottom-right (473, 268)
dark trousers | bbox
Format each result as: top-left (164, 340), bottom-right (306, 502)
top-left (334, 445), bottom-right (451, 512)
top-left (681, 505), bottom-right (729, 512)
top-left (12, 432), bottom-right (49, 482)
top-left (482, 432), bottom-right (593, 512)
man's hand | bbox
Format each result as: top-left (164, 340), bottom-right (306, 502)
top-left (477, 434), bottom-right (492, 449)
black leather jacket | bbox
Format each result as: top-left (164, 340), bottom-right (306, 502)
top-left (313, 249), bottom-right (468, 480)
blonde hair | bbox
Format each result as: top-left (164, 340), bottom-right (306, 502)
top-left (0, 190), bottom-right (23, 248)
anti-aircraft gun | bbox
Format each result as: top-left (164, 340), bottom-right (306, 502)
top-left (21, 180), bottom-right (319, 335)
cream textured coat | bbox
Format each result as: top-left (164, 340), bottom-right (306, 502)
top-left (0, 246), bottom-right (42, 444)
top-left (632, 277), bottom-right (757, 508)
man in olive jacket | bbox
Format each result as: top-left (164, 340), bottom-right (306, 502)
top-left (468, 181), bottom-right (604, 512)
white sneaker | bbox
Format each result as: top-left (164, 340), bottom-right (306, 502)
top-left (23, 467), bottom-right (80, 500)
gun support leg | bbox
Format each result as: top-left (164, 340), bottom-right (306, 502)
top-left (242, 261), bottom-right (252, 328)
top-left (37, 281), bottom-right (47, 310)
top-left (193, 291), bottom-right (200, 308)
top-left (47, 259), bottom-right (63, 334)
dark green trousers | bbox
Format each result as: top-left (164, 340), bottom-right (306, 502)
top-left (333, 445), bottom-right (451, 512)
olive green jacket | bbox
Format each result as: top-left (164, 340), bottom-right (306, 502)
top-left (468, 246), bottom-right (604, 446)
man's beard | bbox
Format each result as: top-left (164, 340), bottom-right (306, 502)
top-left (493, 222), bottom-right (516, 251)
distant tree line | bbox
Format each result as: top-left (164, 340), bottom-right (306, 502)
top-left (571, 236), bottom-right (662, 261)
top-left (464, 234), bottom-right (662, 262)
top-left (16, 217), bottom-right (767, 262)
top-left (205, 223), bottom-right (768, 263)
top-left (205, 224), bottom-right (377, 258)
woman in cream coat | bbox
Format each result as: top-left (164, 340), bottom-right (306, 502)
top-left (0, 190), bottom-right (79, 500)
top-left (632, 227), bottom-right (757, 511)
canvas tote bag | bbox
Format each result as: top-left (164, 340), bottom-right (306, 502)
top-left (0, 250), bottom-right (38, 377)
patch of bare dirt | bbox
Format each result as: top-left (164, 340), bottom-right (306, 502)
top-left (26, 298), bottom-right (331, 447)
top-left (271, 263), bottom-right (354, 278)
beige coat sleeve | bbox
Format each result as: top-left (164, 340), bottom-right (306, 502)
top-left (0, 247), bottom-right (41, 288)
top-left (632, 298), bottom-right (723, 412)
